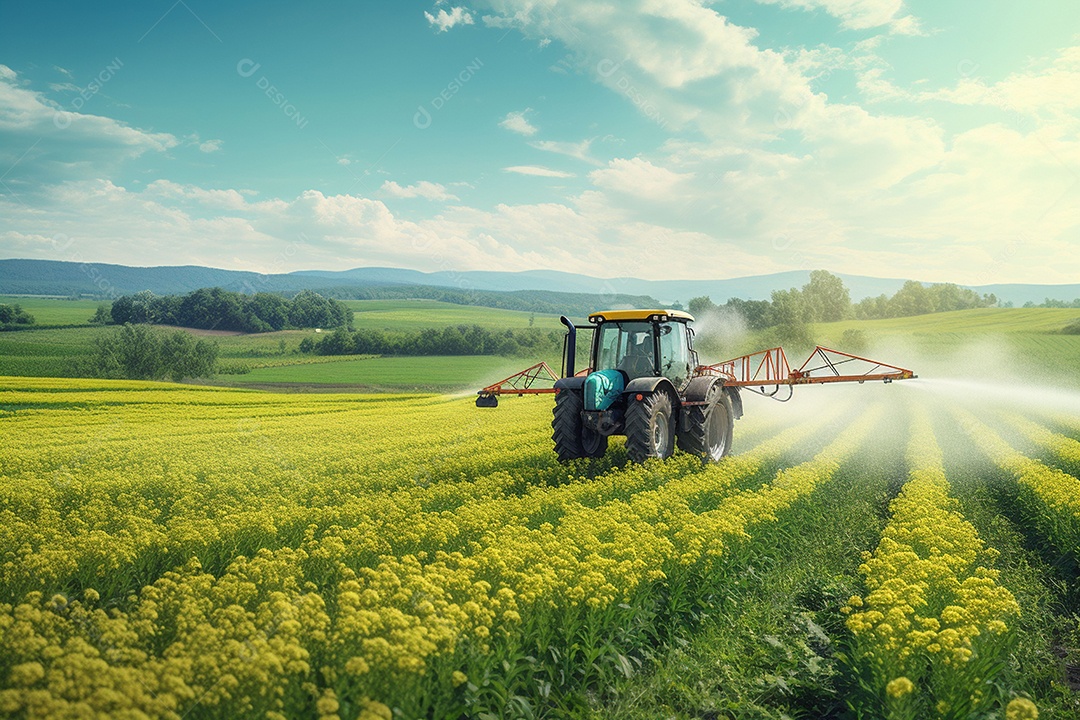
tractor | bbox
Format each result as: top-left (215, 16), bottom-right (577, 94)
top-left (552, 309), bottom-right (736, 462)
top-left (475, 308), bottom-right (916, 463)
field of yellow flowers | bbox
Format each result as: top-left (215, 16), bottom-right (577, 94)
top-left (1, 376), bottom-right (1078, 719)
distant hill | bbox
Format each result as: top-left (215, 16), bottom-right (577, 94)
top-left (290, 267), bottom-right (1080, 306)
top-left (2, 258), bottom-right (1078, 307)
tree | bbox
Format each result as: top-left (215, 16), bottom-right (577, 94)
top-left (0, 303), bottom-right (35, 327)
top-left (688, 296), bottom-right (718, 318)
top-left (801, 270), bottom-right (851, 322)
top-left (854, 294), bottom-right (891, 320)
top-left (723, 298), bottom-right (772, 330)
top-left (86, 324), bottom-right (218, 381)
top-left (110, 291), bottom-right (157, 324)
top-left (768, 288), bottom-right (809, 327)
top-left (289, 290), bottom-right (351, 329)
top-left (890, 281), bottom-right (935, 317)
top-left (250, 293), bottom-right (290, 331)
top-left (160, 331), bottom-right (218, 381)
top-left (89, 303), bottom-right (111, 325)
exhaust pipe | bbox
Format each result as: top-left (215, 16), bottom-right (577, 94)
top-left (560, 315), bottom-right (576, 378)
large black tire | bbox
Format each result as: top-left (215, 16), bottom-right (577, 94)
top-left (551, 390), bottom-right (608, 461)
top-left (677, 384), bottom-right (734, 461)
top-left (624, 391), bottom-right (675, 463)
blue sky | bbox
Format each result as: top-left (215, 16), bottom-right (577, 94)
top-left (0, 0), bottom-right (1077, 284)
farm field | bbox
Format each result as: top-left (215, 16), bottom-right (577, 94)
top-left (229, 355), bottom-right (535, 391)
top-left (2, 305), bottom-right (1080, 392)
top-left (1, 374), bottom-right (1078, 718)
top-left (0, 296), bottom-right (103, 327)
top-left (344, 300), bottom-right (562, 331)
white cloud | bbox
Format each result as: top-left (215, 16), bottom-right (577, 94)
top-left (0, 64), bottom-right (177, 188)
top-left (503, 165), bottom-right (575, 178)
top-left (917, 45), bottom-right (1080, 122)
top-left (380, 180), bottom-right (459, 201)
top-left (499, 109), bottom-right (538, 136)
top-left (588, 157), bottom-right (693, 199)
top-left (424, 5), bottom-right (475, 32)
top-left (198, 139), bottom-right (223, 153)
top-left (529, 138), bottom-right (601, 165)
top-left (755, 0), bottom-right (922, 34)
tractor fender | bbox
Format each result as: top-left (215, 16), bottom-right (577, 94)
top-left (623, 376), bottom-right (679, 403)
top-left (554, 376), bottom-right (587, 392)
top-left (680, 376), bottom-right (743, 421)
top-left (725, 386), bottom-right (743, 420)
top-left (682, 375), bottom-right (722, 403)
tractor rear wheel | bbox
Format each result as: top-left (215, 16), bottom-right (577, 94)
top-left (624, 391), bottom-right (675, 463)
top-left (677, 384), bottom-right (734, 461)
top-left (552, 390), bottom-right (608, 461)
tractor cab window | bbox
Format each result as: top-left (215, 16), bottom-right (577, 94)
top-left (658, 321), bottom-right (692, 387)
top-left (596, 322), bottom-right (656, 380)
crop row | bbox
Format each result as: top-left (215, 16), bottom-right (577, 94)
top-left (959, 409), bottom-right (1080, 560)
top-left (844, 408), bottom-right (1022, 720)
top-left (0, 381), bottom-right (877, 719)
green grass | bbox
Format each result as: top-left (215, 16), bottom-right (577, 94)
top-left (228, 354), bottom-right (534, 391)
top-left (0, 295), bottom-right (103, 326)
top-left (0, 326), bottom-right (107, 376)
top-left (820, 308), bottom-right (1080, 335)
top-left (344, 299), bottom-right (562, 330)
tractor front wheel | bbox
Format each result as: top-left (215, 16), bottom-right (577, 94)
top-left (624, 391), bottom-right (675, 463)
top-left (677, 384), bottom-right (734, 461)
top-left (552, 390), bottom-right (608, 461)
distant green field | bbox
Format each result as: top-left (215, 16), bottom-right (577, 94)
top-left (818, 308), bottom-right (1080, 336)
top-left (0, 295), bottom-right (102, 326)
top-left (3, 304), bottom-right (1079, 389)
top-left (229, 354), bottom-right (532, 390)
top-left (344, 299), bottom-right (561, 330)
top-left (0, 326), bottom-right (106, 376)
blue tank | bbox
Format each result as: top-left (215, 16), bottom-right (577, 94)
top-left (583, 369), bottom-right (626, 411)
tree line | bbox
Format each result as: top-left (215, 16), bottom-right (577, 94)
top-left (689, 271), bottom-right (1000, 337)
top-left (304, 325), bottom-right (561, 357)
top-left (110, 288), bottom-right (352, 333)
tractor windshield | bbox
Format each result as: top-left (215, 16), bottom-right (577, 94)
top-left (596, 321), bottom-right (656, 380)
top-left (658, 321), bottom-right (692, 387)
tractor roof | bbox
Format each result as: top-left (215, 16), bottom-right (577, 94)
top-left (588, 309), bottom-right (695, 323)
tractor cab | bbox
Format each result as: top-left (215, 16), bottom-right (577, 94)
top-left (579, 310), bottom-right (697, 418)
top-left (589, 310), bottom-right (697, 387)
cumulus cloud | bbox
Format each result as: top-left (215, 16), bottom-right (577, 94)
top-left (198, 139), bottom-right (223, 153)
top-left (380, 180), bottom-right (459, 201)
top-left (424, 5), bottom-right (474, 32)
top-left (588, 157), bottom-right (693, 199)
top-left (498, 109), bottom-right (538, 136)
top-left (503, 165), bottom-right (575, 178)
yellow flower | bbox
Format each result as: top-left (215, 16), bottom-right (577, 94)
top-left (886, 676), bottom-right (914, 699)
top-left (316, 690), bottom-right (340, 715)
top-left (9, 662), bottom-right (45, 686)
top-left (1005, 698), bottom-right (1038, 720)
top-left (451, 670), bottom-right (468, 687)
